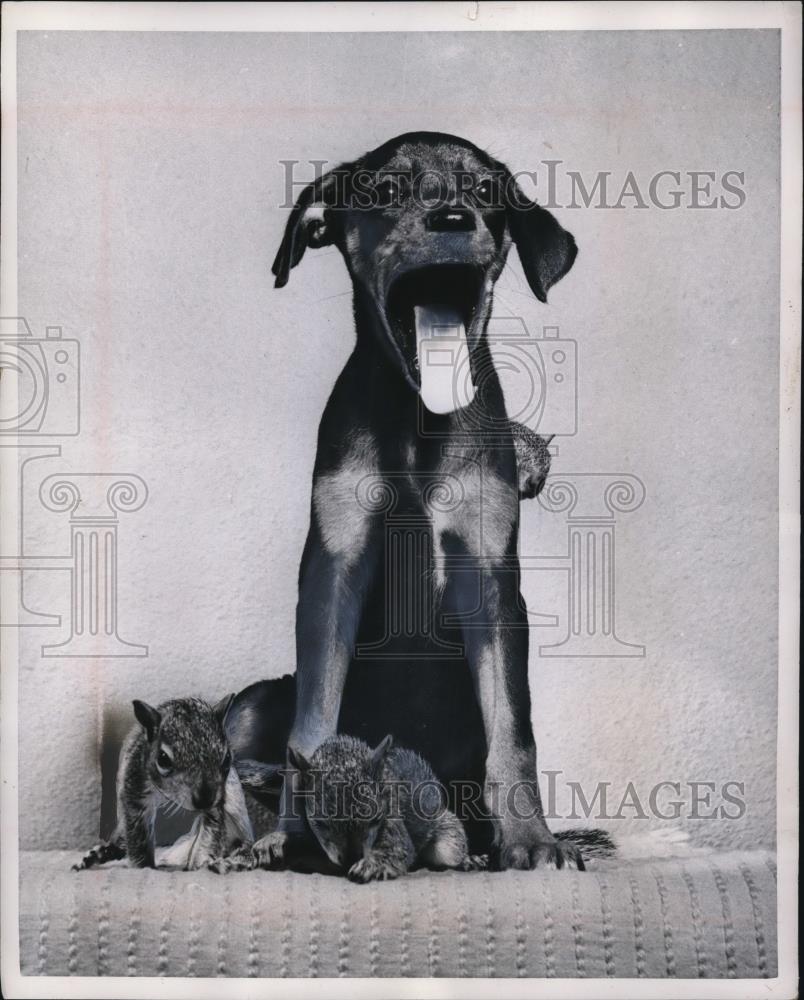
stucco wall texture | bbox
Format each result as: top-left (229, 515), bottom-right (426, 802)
top-left (14, 29), bottom-right (778, 850)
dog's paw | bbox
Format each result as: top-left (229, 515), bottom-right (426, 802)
top-left (251, 831), bottom-right (288, 869)
top-left (496, 836), bottom-right (585, 872)
top-left (347, 854), bottom-right (405, 884)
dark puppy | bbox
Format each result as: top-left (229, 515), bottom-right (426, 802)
top-left (260, 132), bottom-right (578, 871)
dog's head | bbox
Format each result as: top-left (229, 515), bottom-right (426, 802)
top-left (273, 132), bottom-right (576, 413)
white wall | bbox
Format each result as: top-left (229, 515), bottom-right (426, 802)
top-left (14, 29), bottom-right (779, 850)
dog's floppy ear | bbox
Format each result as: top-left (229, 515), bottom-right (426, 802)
top-left (272, 162), bottom-right (354, 288)
top-left (503, 173), bottom-right (578, 303)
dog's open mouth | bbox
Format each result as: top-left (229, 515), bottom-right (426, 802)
top-left (384, 264), bottom-right (484, 413)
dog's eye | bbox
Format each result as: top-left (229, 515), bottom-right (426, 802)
top-left (475, 177), bottom-right (502, 208)
top-left (374, 175), bottom-right (405, 208)
top-left (156, 749), bottom-right (173, 775)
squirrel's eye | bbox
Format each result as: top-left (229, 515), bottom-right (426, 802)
top-left (221, 751), bottom-right (232, 773)
top-left (156, 749), bottom-right (173, 774)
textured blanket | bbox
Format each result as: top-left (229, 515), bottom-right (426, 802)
top-left (18, 849), bottom-right (776, 979)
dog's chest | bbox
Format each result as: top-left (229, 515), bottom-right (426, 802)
top-left (313, 431), bottom-right (516, 564)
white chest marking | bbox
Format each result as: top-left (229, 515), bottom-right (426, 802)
top-left (313, 432), bottom-right (380, 566)
top-left (427, 466), bottom-right (516, 588)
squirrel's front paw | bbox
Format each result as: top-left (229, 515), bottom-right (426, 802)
top-left (251, 831), bottom-right (288, 869)
top-left (348, 854), bottom-right (405, 883)
top-left (208, 845), bottom-right (256, 874)
top-left (458, 853), bottom-right (489, 872)
top-left (71, 840), bottom-right (125, 871)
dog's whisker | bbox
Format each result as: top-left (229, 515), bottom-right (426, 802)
top-left (499, 286), bottom-right (538, 301)
top-left (489, 291), bottom-right (520, 317)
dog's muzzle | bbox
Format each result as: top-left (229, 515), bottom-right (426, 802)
top-left (384, 263), bottom-right (483, 414)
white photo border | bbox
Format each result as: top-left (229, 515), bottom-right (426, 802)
top-left (1, 3), bottom-right (799, 998)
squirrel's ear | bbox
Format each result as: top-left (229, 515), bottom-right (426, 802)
top-left (213, 692), bottom-right (235, 727)
top-left (132, 700), bottom-right (161, 741)
top-left (287, 744), bottom-right (311, 775)
top-left (371, 734), bottom-right (393, 771)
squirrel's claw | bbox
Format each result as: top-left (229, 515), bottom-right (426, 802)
top-left (458, 853), bottom-right (489, 872)
top-left (348, 854), bottom-right (406, 883)
top-left (207, 842), bottom-right (258, 874)
top-left (72, 839), bottom-right (125, 872)
top-left (251, 830), bottom-right (288, 869)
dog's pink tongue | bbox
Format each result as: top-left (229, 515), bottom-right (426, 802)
top-left (414, 305), bottom-right (476, 414)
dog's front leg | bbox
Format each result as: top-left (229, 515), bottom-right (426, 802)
top-left (436, 464), bottom-right (583, 872)
top-left (252, 456), bottom-right (382, 868)
top-left (293, 536), bottom-right (378, 753)
top-left (454, 564), bottom-right (583, 871)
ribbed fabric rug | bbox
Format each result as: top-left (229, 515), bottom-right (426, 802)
top-left (19, 849), bottom-right (776, 978)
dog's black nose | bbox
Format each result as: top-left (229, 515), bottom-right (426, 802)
top-left (425, 206), bottom-right (476, 233)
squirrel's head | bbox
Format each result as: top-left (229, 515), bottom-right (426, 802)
top-left (288, 734), bottom-right (393, 871)
top-left (132, 694), bottom-right (235, 811)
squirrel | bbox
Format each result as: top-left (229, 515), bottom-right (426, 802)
top-left (510, 425), bottom-right (553, 499)
top-left (298, 734), bottom-right (489, 882)
top-left (218, 733), bottom-right (489, 880)
top-left (73, 694), bottom-right (279, 871)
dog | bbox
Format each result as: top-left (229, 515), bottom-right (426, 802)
top-left (256, 132), bottom-right (579, 871)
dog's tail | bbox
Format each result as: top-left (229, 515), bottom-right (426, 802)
top-left (555, 828), bottom-right (617, 860)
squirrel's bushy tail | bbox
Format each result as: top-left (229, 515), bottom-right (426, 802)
top-left (555, 828), bottom-right (617, 859)
top-left (552, 828), bottom-right (706, 862)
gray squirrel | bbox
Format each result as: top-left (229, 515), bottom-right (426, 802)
top-left (217, 734), bottom-right (489, 880)
top-left (73, 695), bottom-right (279, 871)
top-left (296, 734), bottom-right (489, 882)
